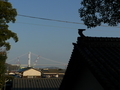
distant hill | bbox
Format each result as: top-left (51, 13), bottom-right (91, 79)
top-left (5, 63), bottom-right (20, 72)
top-left (44, 67), bottom-right (60, 69)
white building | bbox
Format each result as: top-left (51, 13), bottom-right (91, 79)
top-left (20, 68), bottom-right (41, 78)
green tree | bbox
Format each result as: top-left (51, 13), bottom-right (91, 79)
top-left (0, 52), bottom-right (7, 89)
top-left (0, 0), bottom-right (18, 89)
top-left (0, 0), bottom-right (18, 50)
top-left (79, 0), bottom-right (120, 28)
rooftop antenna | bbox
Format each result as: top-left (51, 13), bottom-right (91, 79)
top-left (28, 52), bottom-right (31, 67)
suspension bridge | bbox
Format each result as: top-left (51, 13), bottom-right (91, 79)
top-left (6, 52), bottom-right (68, 68)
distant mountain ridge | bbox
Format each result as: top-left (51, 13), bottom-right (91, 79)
top-left (44, 66), bottom-right (60, 69)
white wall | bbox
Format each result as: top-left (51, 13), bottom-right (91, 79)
top-left (23, 69), bottom-right (41, 76)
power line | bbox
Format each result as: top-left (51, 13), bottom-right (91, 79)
top-left (18, 14), bottom-right (84, 24)
top-left (18, 14), bottom-right (120, 28)
top-left (16, 22), bottom-right (78, 29)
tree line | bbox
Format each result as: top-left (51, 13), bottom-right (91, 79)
top-left (0, 0), bottom-right (18, 89)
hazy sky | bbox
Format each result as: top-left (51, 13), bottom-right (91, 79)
top-left (6, 0), bottom-right (120, 68)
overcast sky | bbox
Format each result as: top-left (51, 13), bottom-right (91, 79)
top-left (6, 0), bottom-right (120, 68)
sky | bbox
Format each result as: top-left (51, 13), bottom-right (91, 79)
top-left (6, 0), bottom-right (120, 69)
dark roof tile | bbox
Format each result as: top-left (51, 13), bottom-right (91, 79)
top-left (59, 29), bottom-right (120, 90)
top-left (12, 78), bottom-right (62, 90)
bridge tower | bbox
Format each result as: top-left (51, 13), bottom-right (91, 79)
top-left (28, 52), bottom-right (31, 67)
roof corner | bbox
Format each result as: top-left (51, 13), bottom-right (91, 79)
top-left (78, 29), bottom-right (85, 37)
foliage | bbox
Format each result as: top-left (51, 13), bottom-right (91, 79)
top-left (0, 0), bottom-right (18, 89)
top-left (5, 75), bottom-right (14, 81)
top-left (79, 0), bottom-right (120, 28)
top-left (0, 52), bottom-right (7, 89)
top-left (0, 0), bottom-right (18, 50)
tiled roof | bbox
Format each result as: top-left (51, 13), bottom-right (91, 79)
top-left (12, 78), bottom-right (62, 90)
top-left (18, 67), bottom-right (40, 73)
top-left (59, 29), bottom-right (120, 90)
